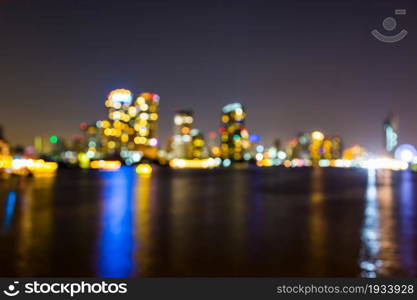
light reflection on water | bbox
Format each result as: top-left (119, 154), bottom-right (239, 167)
top-left (1, 167), bottom-right (417, 277)
top-left (377, 170), bottom-right (401, 276)
top-left (18, 176), bottom-right (55, 276)
top-left (359, 168), bottom-right (381, 277)
top-left (309, 167), bottom-right (327, 274)
top-left (98, 167), bottom-right (135, 277)
top-left (359, 169), bottom-right (417, 277)
top-left (399, 170), bottom-right (417, 276)
top-left (1, 192), bottom-right (16, 233)
top-left (134, 173), bottom-right (153, 276)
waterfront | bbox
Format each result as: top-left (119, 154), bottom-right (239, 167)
top-left (0, 167), bottom-right (416, 277)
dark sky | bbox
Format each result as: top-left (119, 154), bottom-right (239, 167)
top-left (1, 0), bottom-right (417, 153)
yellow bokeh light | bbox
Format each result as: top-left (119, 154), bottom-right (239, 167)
top-left (312, 131), bottom-right (324, 141)
top-left (108, 141), bottom-right (116, 149)
top-left (136, 163), bottom-right (153, 176)
top-left (121, 134), bottom-right (129, 143)
top-left (150, 113), bottom-right (158, 121)
top-left (90, 160), bottom-right (121, 171)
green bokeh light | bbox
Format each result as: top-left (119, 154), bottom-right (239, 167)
top-left (49, 136), bottom-right (58, 144)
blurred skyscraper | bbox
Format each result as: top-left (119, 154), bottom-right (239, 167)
top-left (220, 103), bottom-right (251, 161)
top-left (384, 112), bottom-right (399, 156)
top-left (172, 110), bottom-right (194, 159)
top-left (132, 92), bottom-right (160, 160)
top-left (104, 89), bottom-right (134, 155)
top-left (190, 129), bottom-right (208, 159)
top-left (84, 89), bottom-right (162, 163)
top-left (286, 131), bottom-right (343, 165)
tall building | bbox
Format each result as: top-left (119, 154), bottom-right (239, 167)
top-left (220, 103), bottom-right (250, 161)
top-left (384, 113), bottom-right (399, 156)
top-left (190, 129), bottom-right (208, 159)
top-left (104, 89), bottom-right (134, 155)
top-left (78, 89), bottom-right (161, 163)
top-left (171, 110), bottom-right (194, 159)
top-left (132, 92), bottom-right (160, 160)
top-left (309, 130), bottom-right (325, 165)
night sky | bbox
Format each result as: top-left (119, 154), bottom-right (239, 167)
top-left (1, 0), bottom-right (417, 153)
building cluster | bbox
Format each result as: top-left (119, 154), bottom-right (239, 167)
top-left (285, 131), bottom-right (343, 165)
top-left (81, 90), bottom-right (160, 164)
top-left (0, 126), bottom-right (58, 177)
top-left (41, 90), bottom-right (258, 167)
top-left (3, 82), bottom-right (417, 175)
top-left (15, 88), bottom-right (350, 168)
top-left (7, 86), bottom-right (416, 171)
top-left (65, 89), bottom-right (350, 168)
top-left (32, 90), bottom-right (160, 166)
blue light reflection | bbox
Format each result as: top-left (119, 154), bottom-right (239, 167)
top-left (2, 192), bottom-right (17, 233)
top-left (98, 167), bottom-right (136, 277)
top-left (399, 170), bottom-right (417, 275)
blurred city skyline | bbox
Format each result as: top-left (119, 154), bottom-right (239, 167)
top-left (1, 0), bottom-right (417, 152)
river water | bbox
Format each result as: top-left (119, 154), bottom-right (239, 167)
top-left (0, 166), bottom-right (416, 277)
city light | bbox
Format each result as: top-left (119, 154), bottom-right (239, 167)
top-left (256, 158), bottom-right (274, 167)
top-left (0, 155), bottom-right (12, 169)
top-left (311, 131), bottom-right (324, 141)
top-left (108, 89), bottom-right (133, 105)
top-left (136, 163), bottom-right (153, 176)
top-left (90, 160), bottom-right (121, 171)
top-left (394, 144), bottom-right (417, 163)
top-left (169, 158), bottom-right (220, 169)
top-left (222, 103), bottom-right (243, 114)
top-left (2, 87), bottom-right (416, 174)
top-left (361, 158), bottom-right (408, 171)
top-left (5, 158), bottom-right (58, 176)
top-left (49, 135), bottom-right (58, 144)
top-left (3, 3), bottom-right (417, 282)
top-left (78, 153), bottom-right (90, 169)
top-left (31, 161), bottom-right (58, 176)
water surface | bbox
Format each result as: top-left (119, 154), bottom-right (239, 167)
top-left (0, 167), bottom-right (416, 277)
